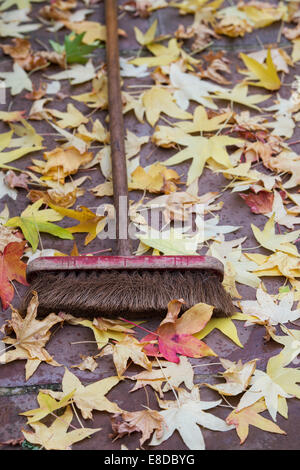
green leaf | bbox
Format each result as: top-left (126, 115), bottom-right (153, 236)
top-left (49, 39), bottom-right (65, 55)
top-left (50, 33), bottom-right (102, 64)
top-left (5, 200), bottom-right (74, 252)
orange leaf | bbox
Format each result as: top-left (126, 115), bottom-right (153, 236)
top-left (226, 400), bottom-right (286, 444)
top-left (142, 300), bottom-right (216, 363)
top-left (0, 241), bottom-right (28, 310)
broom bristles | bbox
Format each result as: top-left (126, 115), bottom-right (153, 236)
top-left (21, 269), bottom-right (235, 319)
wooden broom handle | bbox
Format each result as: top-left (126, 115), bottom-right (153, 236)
top-left (105, 0), bottom-right (132, 256)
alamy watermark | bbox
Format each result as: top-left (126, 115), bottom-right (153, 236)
top-left (0, 82), bottom-right (6, 105)
top-left (94, 196), bottom-right (205, 244)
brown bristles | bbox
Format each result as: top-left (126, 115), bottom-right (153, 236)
top-left (21, 269), bottom-right (235, 319)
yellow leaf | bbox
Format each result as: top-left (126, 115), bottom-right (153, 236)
top-left (72, 75), bottom-right (108, 109)
top-left (47, 104), bottom-right (88, 129)
top-left (62, 314), bottom-right (138, 350)
top-left (130, 38), bottom-right (180, 67)
top-left (63, 20), bottom-right (106, 44)
top-left (251, 214), bottom-right (300, 256)
top-left (175, 106), bottom-right (232, 133)
top-left (112, 335), bottom-right (152, 378)
top-left (30, 146), bottom-right (93, 183)
top-left (134, 19), bottom-right (158, 46)
top-left (162, 134), bottom-right (242, 185)
top-left (239, 49), bottom-right (281, 90)
top-left (214, 83), bottom-right (271, 111)
top-left (22, 406), bottom-right (101, 450)
top-left (241, 3), bottom-right (287, 29)
top-left (48, 204), bottom-right (107, 245)
top-left (245, 252), bottom-right (300, 279)
top-left (205, 358), bottom-right (257, 396)
top-left (226, 400), bottom-right (286, 445)
top-left (129, 163), bottom-right (180, 194)
top-left (292, 38), bottom-right (300, 63)
top-left (20, 390), bottom-right (75, 424)
top-left (142, 86), bottom-right (192, 127)
top-left (0, 130), bottom-right (43, 169)
top-left (194, 314), bottom-right (243, 347)
top-left (137, 226), bottom-right (199, 255)
top-left (2, 292), bottom-right (63, 380)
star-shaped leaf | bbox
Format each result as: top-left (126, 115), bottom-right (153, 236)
top-left (194, 314), bottom-right (243, 348)
top-left (42, 368), bottom-right (122, 420)
top-left (0, 62), bottom-right (32, 95)
top-left (5, 199), bottom-right (74, 252)
top-left (0, 241), bottom-right (27, 310)
top-left (1, 292), bottom-right (63, 380)
top-left (47, 203), bottom-right (106, 245)
top-left (226, 400), bottom-right (286, 444)
top-left (150, 387), bottom-right (234, 450)
top-left (251, 214), bottom-right (300, 256)
top-left (142, 300), bottom-right (216, 363)
top-left (22, 406), bottom-right (101, 450)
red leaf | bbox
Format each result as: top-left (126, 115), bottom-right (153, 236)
top-left (142, 300), bottom-right (216, 363)
top-left (0, 241), bottom-right (28, 310)
top-left (240, 191), bottom-right (274, 214)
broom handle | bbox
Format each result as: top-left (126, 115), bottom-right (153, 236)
top-left (105, 0), bottom-right (132, 256)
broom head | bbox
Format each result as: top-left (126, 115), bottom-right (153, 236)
top-left (22, 255), bottom-right (234, 318)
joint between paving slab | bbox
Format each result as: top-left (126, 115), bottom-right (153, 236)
top-left (0, 383), bottom-right (62, 397)
top-left (119, 40), bottom-right (291, 58)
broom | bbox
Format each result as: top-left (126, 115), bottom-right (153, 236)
top-left (22, 0), bottom-right (234, 319)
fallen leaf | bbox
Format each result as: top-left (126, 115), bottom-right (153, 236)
top-left (62, 314), bottom-right (137, 350)
top-left (48, 60), bottom-right (96, 85)
top-left (1, 292), bottom-right (63, 380)
top-left (0, 224), bottom-right (23, 252)
top-left (111, 335), bottom-right (152, 378)
top-left (20, 390), bottom-right (75, 424)
top-left (47, 103), bottom-right (89, 129)
top-left (0, 62), bottom-right (32, 95)
top-left (71, 355), bottom-right (98, 372)
top-left (204, 358), bottom-right (257, 396)
top-left (239, 49), bottom-right (281, 90)
top-left (22, 406), bottom-right (101, 450)
top-left (194, 314), bottom-right (244, 348)
top-left (44, 368), bottom-right (122, 419)
top-left (142, 86), bottom-right (192, 127)
top-left (134, 19), bottom-right (158, 46)
top-left (175, 106), bottom-right (232, 133)
top-left (239, 286), bottom-right (300, 326)
top-left (129, 163), bottom-right (180, 194)
top-left (251, 214), bottom-right (300, 256)
top-left (214, 83), bottom-right (270, 110)
top-left (236, 367), bottom-right (292, 421)
top-left (162, 133), bottom-right (242, 185)
top-left (266, 325), bottom-right (300, 368)
top-left (110, 408), bottom-right (164, 446)
top-left (0, 241), bottom-right (27, 309)
top-left (128, 355), bottom-right (195, 398)
top-left (47, 203), bottom-right (106, 245)
top-left (150, 387), bottom-right (234, 450)
top-left (170, 63), bottom-right (224, 110)
top-left (30, 146), bottom-right (93, 183)
top-left (240, 191), bottom-right (274, 215)
top-left (5, 199), bottom-right (74, 252)
top-left (142, 300), bottom-right (216, 363)
top-left (226, 400), bottom-right (286, 445)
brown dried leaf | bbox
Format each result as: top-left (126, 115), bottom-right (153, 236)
top-left (110, 409), bottom-right (164, 446)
